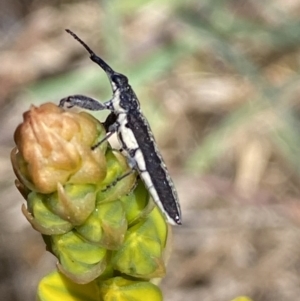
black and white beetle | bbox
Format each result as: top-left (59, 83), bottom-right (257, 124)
top-left (59, 29), bottom-right (181, 225)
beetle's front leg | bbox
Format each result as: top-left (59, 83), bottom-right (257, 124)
top-left (59, 94), bottom-right (108, 111)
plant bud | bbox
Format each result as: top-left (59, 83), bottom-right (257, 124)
top-left (12, 103), bottom-right (107, 194)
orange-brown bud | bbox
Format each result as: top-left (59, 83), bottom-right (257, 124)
top-left (11, 103), bottom-right (107, 194)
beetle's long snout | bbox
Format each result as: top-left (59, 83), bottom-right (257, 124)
top-left (65, 29), bottom-right (115, 78)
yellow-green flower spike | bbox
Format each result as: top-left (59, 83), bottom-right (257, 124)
top-left (12, 103), bottom-right (172, 300)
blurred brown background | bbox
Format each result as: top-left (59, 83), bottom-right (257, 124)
top-left (2, 0), bottom-right (300, 300)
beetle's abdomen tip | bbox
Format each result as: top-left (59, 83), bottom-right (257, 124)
top-left (168, 214), bottom-right (182, 226)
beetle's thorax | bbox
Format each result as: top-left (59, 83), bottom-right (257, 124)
top-left (110, 84), bottom-right (140, 114)
top-left (110, 88), bottom-right (126, 113)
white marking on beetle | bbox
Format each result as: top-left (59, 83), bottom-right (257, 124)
top-left (134, 149), bottom-right (146, 171)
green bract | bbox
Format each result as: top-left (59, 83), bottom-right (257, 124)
top-left (111, 207), bottom-right (168, 279)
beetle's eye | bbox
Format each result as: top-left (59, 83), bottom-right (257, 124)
top-left (111, 74), bottom-right (128, 85)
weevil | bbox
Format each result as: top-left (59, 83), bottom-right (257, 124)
top-left (59, 29), bottom-right (181, 225)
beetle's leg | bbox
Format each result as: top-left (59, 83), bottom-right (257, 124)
top-left (92, 130), bottom-right (115, 150)
top-left (102, 169), bottom-right (136, 192)
top-left (125, 175), bottom-right (141, 195)
top-left (102, 112), bottom-right (118, 132)
top-left (113, 169), bottom-right (136, 184)
top-left (101, 145), bottom-right (139, 192)
top-left (91, 112), bottom-right (118, 150)
top-left (59, 95), bottom-right (108, 111)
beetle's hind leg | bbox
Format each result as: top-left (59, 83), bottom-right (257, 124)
top-left (101, 152), bottom-right (139, 192)
top-left (101, 169), bottom-right (137, 192)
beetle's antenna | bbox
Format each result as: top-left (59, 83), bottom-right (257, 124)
top-left (65, 29), bottom-right (115, 76)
